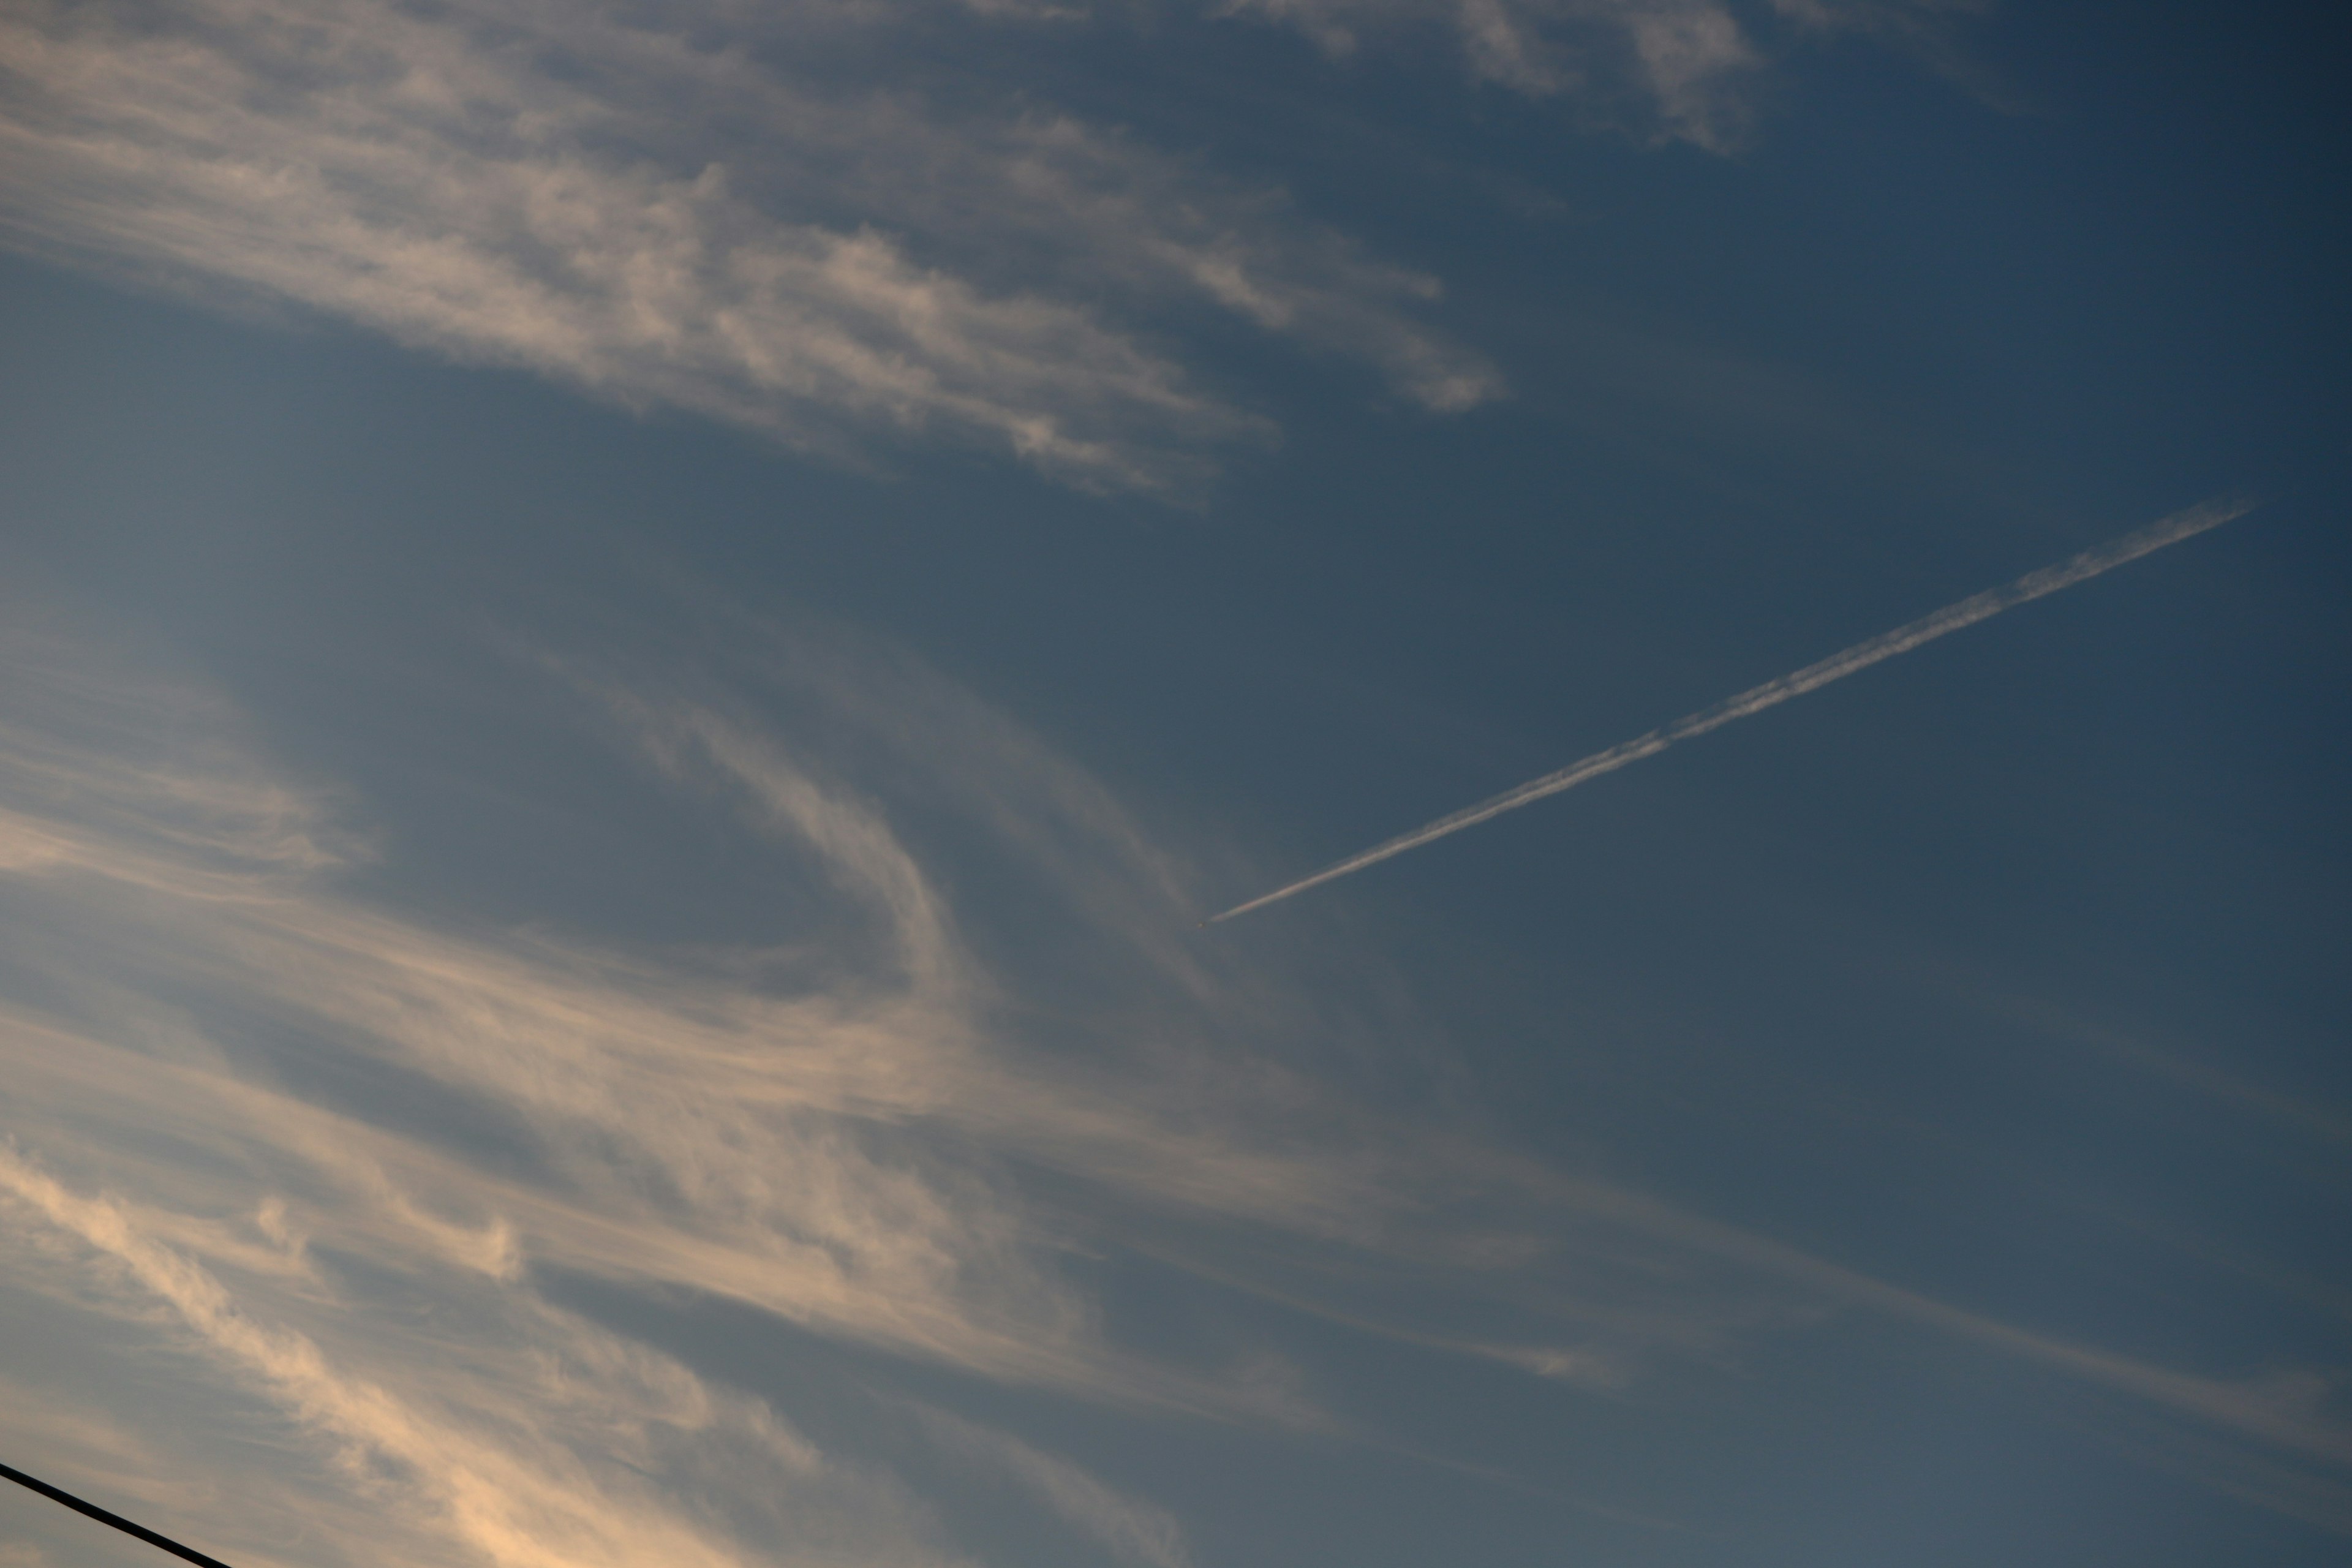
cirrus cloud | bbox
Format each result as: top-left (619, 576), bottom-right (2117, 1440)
top-left (0, 0), bottom-right (1501, 492)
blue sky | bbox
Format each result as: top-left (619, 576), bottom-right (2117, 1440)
top-left (1, 3), bottom-right (2346, 1566)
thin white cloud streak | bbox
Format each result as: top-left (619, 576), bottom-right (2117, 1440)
top-left (1521, 1168), bottom-right (2352, 1474)
top-left (2075, 1407), bottom-right (2352, 1539)
top-left (1999, 998), bottom-right (2352, 1154)
top-left (914, 1406), bottom-right (1193, 1568)
top-left (0, 619), bottom-right (365, 883)
top-left (0, 0), bottom-right (1498, 491)
top-left (1212, 496), bottom-right (2253, 922)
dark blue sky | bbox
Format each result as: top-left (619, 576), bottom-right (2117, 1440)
top-left (2, 2), bottom-right (2347, 1565)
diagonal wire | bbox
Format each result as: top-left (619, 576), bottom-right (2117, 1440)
top-left (1, 1460), bottom-right (239, 1568)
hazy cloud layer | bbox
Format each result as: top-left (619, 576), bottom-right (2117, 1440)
top-left (3, 605), bottom-right (2343, 1563)
top-left (0, 611), bottom-right (1691, 1564)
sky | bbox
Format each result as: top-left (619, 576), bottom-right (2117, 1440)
top-left (0, 2), bottom-right (2347, 1566)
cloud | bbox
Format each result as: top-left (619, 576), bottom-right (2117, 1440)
top-left (915, 1406), bottom-right (1193, 1568)
top-left (2077, 1406), bottom-right (2352, 1540)
top-left (2000, 998), bottom-right (2352, 1155)
top-left (1537, 1169), bottom-right (2352, 1473)
top-left (3, 601), bottom-right (2346, 1563)
top-left (1221, 0), bottom-right (1757, 144)
top-left (1219, 0), bottom-right (1986, 148)
top-left (0, 0), bottom-right (1995, 486)
top-left (0, 0), bottom-right (1500, 492)
top-left (0, 1144), bottom-right (970, 1568)
top-left (0, 608), bottom-right (1446, 1564)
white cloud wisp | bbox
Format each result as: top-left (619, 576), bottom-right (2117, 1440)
top-left (0, 0), bottom-right (1499, 491)
top-left (1220, 0), bottom-right (1986, 149)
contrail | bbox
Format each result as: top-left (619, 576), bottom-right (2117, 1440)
top-left (1208, 497), bottom-right (2253, 924)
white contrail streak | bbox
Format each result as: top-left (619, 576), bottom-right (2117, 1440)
top-left (1208, 497), bottom-right (2254, 924)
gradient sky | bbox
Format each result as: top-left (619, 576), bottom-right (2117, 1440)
top-left (1, 3), bottom-right (2347, 1566)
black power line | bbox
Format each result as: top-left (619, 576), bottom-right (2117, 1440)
top-left (1, 1460), bottom-right (239, 1567)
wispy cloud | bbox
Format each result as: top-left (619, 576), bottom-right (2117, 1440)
top-left (0, 0), bottom-right (1995, 484)
top-left (2002, 998), bottom-right (2352, 1155)
top-left (2076, 1404), bottom-right (2352, 1540)
top-left (915, 1405), bottom-right (1193, 1568)
top-left (1548, 1169), bottom-right (2352, 1472)
top-left (3, 599), bottom-right (2344, 1562)
top-left (0, 0), bottom-right (1499, 491)
top-left (1219, 0), bottom-right (1986, 149)
top-left (0, 1147), bottom-right (907, 1568)
top-left (0, 608), bottom-right (1442, 1561)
